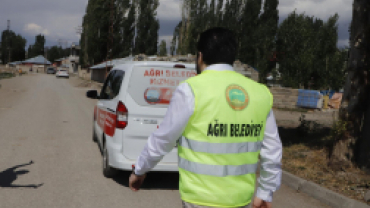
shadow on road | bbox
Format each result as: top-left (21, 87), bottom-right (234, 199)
top-left (113, 171), bottom-right (179, 190)
top-left (0, 160), bottom-right (43, 188)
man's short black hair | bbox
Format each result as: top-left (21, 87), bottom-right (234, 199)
top-left (197, 27), bottom-right (237, 66)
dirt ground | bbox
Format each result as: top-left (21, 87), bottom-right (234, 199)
top-left (274, 107), bottom-right (370, 204)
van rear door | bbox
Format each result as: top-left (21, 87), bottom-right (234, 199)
top-left (123, 65), bottom-right (196, 163)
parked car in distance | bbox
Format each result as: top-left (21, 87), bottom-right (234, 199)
top-left (47, 67), bottom-right (56, 74)
top-left (56, 69), bottom-right (69, 78)
top-left (86, 61), bottom-right (196, 178)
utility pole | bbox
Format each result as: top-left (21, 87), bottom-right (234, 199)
top-left (7, 20), bottom-right (11, 64)
top-left (106, 0), bottom-right (114, 77)
top-left (44, 47), bottom-right (48, 73)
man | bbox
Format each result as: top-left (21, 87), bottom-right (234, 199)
top-left (129, 27), bottom-right (282, 208)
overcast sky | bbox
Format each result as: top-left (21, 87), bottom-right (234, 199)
top-left (0, 0), bottom-right (352, 50)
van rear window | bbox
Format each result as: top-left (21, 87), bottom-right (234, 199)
top-left (128, 66), bottom-right (196, 107)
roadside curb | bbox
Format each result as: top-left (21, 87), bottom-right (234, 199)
top-left (282, 170), bottom-right (369, 208)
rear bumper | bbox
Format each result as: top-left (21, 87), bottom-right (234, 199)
top-left (107, 138), bottom-right (179, 172)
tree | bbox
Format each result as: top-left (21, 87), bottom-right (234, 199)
top-left (158, 40), bottom-right (167, 56)
top-left (276, 12), bottom-right (340, 89)
top-left (207, 0), bottom-right (216, 28)
top-left (1, 30), bottom-right (27, 64)
top-left (28, 34), bottom-right (45, 58)
top-left (215, 0), bottom-right (224, 26)
top-left (239, 0), bottom-right (262, 66)
top-left (112, 0), bottom-right (130, 59)
top-left (80, 14), bottom-right (88, 67)
top-left (82, 0), bottom-right (110, 65)
top-left (135, 0), bottom-right (160, 55)
top-left (147, 18), bottom-right (159, 55)
top-left (330, 0), bottom-right (370, 169)
top-left (255, 0), bottom-right (279, 83)
top-left (27, 45), bottom-right (33, 59)
top-left (47, 46), bottom-right (61, 62)
top-left (121, 1), bottom-right (136, 57)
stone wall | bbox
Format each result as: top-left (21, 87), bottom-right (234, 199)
top-left (78, 67), bottom-right (91, 80)
top-left (269, 87), bottom-right (299, 109)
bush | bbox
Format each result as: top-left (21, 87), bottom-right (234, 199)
top-left (0, 72), bottom-right (15, 79)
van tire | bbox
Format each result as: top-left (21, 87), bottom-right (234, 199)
top-left (92, 124), bottom-right (97, 142)
top-left (103, 140), bottom-right (118, 178)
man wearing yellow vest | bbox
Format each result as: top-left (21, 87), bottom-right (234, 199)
top-left (129, 27), bottom-right (282, 208)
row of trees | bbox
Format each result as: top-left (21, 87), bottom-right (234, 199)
top-left (171, 0), bottom-right (279, 84)
top-left (277, 12), bottom-right (347, 90)
top-left (80, 0), bottom-right (159, 67)
top-left (47, 46), bottom-right (70, 62)
top-left (171, 0), bottom-right (346, 90)
top-left (1, 30), bottom-right (70, 64)
top-left (0, 32), bottom-right (50, 64)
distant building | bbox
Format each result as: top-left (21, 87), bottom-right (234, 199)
top-left (89, 57), bottom-right (134, 83)
top-left (22, 55), bottom-right (51, 66)
top-left (54, 58), bottom-right (66, 67)
top-left (7, 55), bottom-right (51, 72)
top-left (52, 43), bottom-right (81, 73)
top-left (69, 43), bottom-right (80, 73)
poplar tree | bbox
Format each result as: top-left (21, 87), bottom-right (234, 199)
top-left (121, 1), bottom-right (136, 57)
top-left (208, 0), bottom-right (216, 28)
top-left (276, 12), bottom-right (341, 89)
top-left (83, 0), bottom-right (110, 65)
top-left (112, 0), bottom-right (130, 59)
top-left (28, 34), bottom-right (45, 58)
top-left (239, 0), bottom-right (262, 66)
top-left (135, 0), bottom-right (159, 55)
top-left (158, 40), bottom-right (167, 56)
top-left (216, 0), bottom-right (224, 26)
top-left (255, 0), bottom-right (279, 83)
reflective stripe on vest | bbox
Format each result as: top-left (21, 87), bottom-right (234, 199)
top-left (179, 136), bottom-right (262, 154)
top-left (179, 157), bottom-right (258, 177)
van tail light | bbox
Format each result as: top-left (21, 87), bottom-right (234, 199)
top-left (116, 101), bottom-right (128, 129)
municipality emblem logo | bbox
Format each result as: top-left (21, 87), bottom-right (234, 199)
top-left (226, 85), bottom-right (249, 110)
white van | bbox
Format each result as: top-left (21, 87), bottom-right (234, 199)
top-left (86, 61), bottom-right (196, 177)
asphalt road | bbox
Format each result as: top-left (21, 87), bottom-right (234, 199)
top-left (0, 73), bottom-right (330, 208)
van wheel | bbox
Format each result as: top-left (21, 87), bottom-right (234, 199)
top-left (103, 141), bottom-right (118, 178)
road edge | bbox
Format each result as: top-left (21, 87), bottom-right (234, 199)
top-left (282, 170), bottom-right (369, 208)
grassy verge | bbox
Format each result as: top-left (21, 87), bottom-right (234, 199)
top-left (0, 72), bottom-right (15, 80)
top-left (280, 123), bottom-right (370, 204)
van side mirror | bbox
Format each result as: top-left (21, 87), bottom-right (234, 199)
top-left (86, 90), bottom-right (99, 99)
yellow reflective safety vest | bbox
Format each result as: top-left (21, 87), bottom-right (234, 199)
top-left (179, 70), bottom-right (273, 207)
